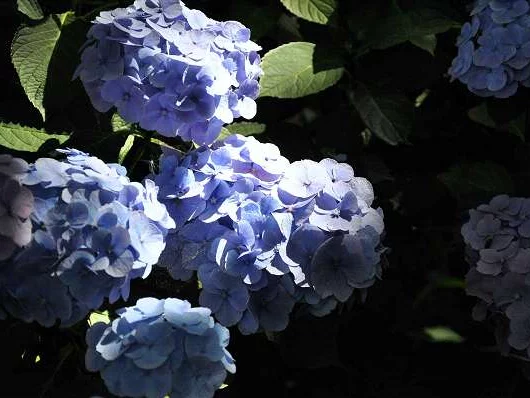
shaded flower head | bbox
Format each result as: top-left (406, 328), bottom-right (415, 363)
top-left (85, 297), bottom-right (235, 398)
top-left (462, 194), bottom-right (530, 358)
top-left (0, 149), bottom-right (174, 327)
top-left (449, 0), bottom-right (530, 97)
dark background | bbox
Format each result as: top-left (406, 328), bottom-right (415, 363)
top-left (3, 0), bottom-right (530, 396)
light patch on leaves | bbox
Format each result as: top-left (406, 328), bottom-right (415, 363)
top-left (260, 42), bottom-right (344, 98)
top-left (0, 122), bottom-right (70, 152)
top-left (424, 326), bottom-right (464, 343)
top-left (88, 310), bottom-right (111, 326)
top-left (17, 0), bottom-right (44, 20)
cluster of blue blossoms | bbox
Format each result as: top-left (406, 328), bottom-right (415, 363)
top-left (462, 194), bottom-right (530, 357)
top-left (152, 134), bottom-right (386, 334)
top-left (86, 297), bottom-right (235, 398)
top-left (75, 0), bottom-right (262, 145)
top-left (0, 150), bottom-right (174, 327)
top-left (449, 0), bottom-right (530, 98)
top-left (0, 155), bottom-right (33, 262)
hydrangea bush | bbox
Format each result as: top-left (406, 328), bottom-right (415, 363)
top-left (86, 297), bottom-right (235, 398)
top-left (0, 150), bottom-right (174, 327)
top-left (152, 134), bottom-right (386, 334)
top-left (9, 0), bottom-right (530, 394)
top-left (74, 0), bottom-right (262, 145)
top-left (462, 194), bottom-right (530, 357)
top-left (449, 0), bottom-right (530, 97)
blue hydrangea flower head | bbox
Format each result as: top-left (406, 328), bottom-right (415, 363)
top-left (310, 227), bottom-right (381, 302)
top-left (0, 149), bottom-right (175, 327)
top-left (449, 0), bottom-right (530, 98)
top-left (75, 0), bottom-right (262, 145)
top-left (0, 155), bottom-right (33, 261)
top-left (151, 135), bottom-right (386, 334)
top-left (85, 297), bottom-right (235, 398)
top-left (462, 194), bottom-right (530, 358)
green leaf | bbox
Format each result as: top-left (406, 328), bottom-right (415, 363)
top-left (350, 83), bottom-right (412, 145)
top-left (11, 13), bottom-right (74, 121)
top-left (468, 103), bottom-right (525, 141)
top-left (17, 0), bottom-right (44, 20)
top-left (280, 0), bottom-right (337, 25)
top-left (359, 8), bottom-right (460, 55)
top-left (0, 122), bottom-right (70, 152)
top-left (468, 102), bottom-right (497, 129)
top-left (217, 123), bottom-right (266, 143)
top-left (260, 42), bottom-right (344, 98)
top-left (118, 135), bottom-right (135, 164)
top-left (424, 326), bottom-right (464, 343)
top-left (507, 113), bottom-right (526, 141)
top-left (409, 34), bottom-right (437, 55)
top-left (226, 122), bottom-right (266, 136)
top-left (414, 89), bottom-right (431, 108)
top-left (111, 113), bottom-right (133, 133)
top-left (125, 131), bottom-right (182, 151)
top-left (148, 137), bottom-right (181, 151)
top-left (88, 310), bottom-right (110, 326)
top-left (439, 162), bottom-right (514, 198)
top-left (216, 127), bottom-right (231, 142)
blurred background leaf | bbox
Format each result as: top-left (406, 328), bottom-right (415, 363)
top-left (350, 83), bottom-right (413, 145)
top-left (424, 326), bottom-right (465, 343)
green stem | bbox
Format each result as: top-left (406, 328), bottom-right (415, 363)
top-left (128, 132), bottom-right (152, 174)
